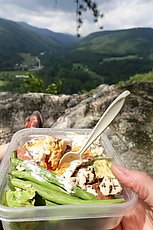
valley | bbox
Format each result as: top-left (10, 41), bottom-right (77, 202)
top-left (0, 18), bottom-right (153, 94)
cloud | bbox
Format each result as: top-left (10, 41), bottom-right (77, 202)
top-left (0, 0), bottom-right (76, 13)
top-left (98, 0), bottom-right (153, 30)
top-left (0, 0), bottom-right (153, 35)
top-left (0, 0), bottom-right (79, 34)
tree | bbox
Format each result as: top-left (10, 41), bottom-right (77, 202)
top-left (55, 0), bottom-right (104, 36)
top-left (75, 0), bottom-right (104, 36)
top-left (22, 73), bottom-right (45, 93)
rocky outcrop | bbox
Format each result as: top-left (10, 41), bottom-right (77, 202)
top-left (0, 83), bottom-right (153, 176)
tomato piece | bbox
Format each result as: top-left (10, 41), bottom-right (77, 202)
top-left (92, 181), bottom-right (112, 200)
top-left (16, 147), bottom-right (33, 160)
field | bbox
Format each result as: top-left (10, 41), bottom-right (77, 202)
top-left (19, 53), bottom-right (38, 66)
top-left (103, 55), bottom-right (138, 62)
top-left (0, 52), bottom-right (39, 88)
top-left (0, 70), bottom-right (28, 92)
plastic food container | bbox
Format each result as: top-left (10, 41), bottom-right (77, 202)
top-left (0, 128), bottom-right (137, 230)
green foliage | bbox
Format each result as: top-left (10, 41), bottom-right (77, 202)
top-left (38, 62), bottom-right (103, 94)
top-left (0, 61), bottom-right (104, 94)
top-left (127, 71), bottom-right (153, 83)
top-left (0, 72), bottom-right (57, 94)
top-left (45, 83), bottom-right (58, 94)
top-left (77, 28), bottom-right (153, 56)
top-left (22, 73), bottom-right (45, 93)
top-left (118, 71), bottom-right (153, 86)
top-left (0, 18), bottom-right (75, 70)
top-left (0, 71), bottom-right (24, 93)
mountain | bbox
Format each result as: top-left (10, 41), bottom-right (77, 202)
top-left (0, 18), bottom-right (78, 70)
top-left (18, 21), bottom-right (79, 46)
top-left (67, 28), bottom-right (153, 84)
top-left (1, 17), bottom-right (153, 85)
top-left (73, 28), bottom-right (153, 56)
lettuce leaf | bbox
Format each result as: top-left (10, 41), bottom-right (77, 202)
top-left (6, 189), bottom-right (36, 208)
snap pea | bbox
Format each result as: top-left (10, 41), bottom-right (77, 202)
top-left (11, 158), bottom-right (98, 200)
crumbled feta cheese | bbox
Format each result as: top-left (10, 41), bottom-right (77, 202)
top-left (99, 176), bottom-right (122, 196)
top-left (62, 160), bottom-right (82, 179)
top-left (60, 160), bottom-right (83, 192)
top-left (61, 159), bottom-right (96, 193)
top-left (86, 185), bottom-right (98, 196)
top-left (16, 165), bottom-right (26, 171)
top-left (90, 146), bottom-right (105, 157)
top-left (75, 166), bottom-right (95, 189)
top-left (59, 176), bottom-right (76, 193)
top-left (75, 168), bottom-right (87, 189)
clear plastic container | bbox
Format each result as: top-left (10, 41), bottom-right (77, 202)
top-left (0, 128), bottom-right (137, 230)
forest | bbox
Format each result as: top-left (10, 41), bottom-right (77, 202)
top-left (1, 18), bottom-right (153, 94)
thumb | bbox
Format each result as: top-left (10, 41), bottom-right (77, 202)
top-left (112, 164), bottom-right (153, 208)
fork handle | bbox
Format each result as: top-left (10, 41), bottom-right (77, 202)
top-left (79, 90), bottom-right (130, 157)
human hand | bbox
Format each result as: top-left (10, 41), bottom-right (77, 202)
top-left (112, 165), bottom-right (153, 230)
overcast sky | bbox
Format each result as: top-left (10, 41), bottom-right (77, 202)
top-left (0, 0), bottom-right (153, 36)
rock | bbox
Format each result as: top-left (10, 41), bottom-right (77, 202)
top-left (0, 83), bottom-right (153, 176)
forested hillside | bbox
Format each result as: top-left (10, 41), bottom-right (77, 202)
top-left (0, 18), bottom-right (153, 94)
top-left (38, 27), bottom-right (153, 88)
top-left (67, 27), bottom-right (153, 84)
top-left (0, 18), bottom-right (78, 70)
top-left (76, 28), bottom-right (153, 55)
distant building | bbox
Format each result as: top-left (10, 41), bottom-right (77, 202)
top-left (15, 75), bottom-right (29, 78)
top-left (40, 52), bottom-right (45, 55)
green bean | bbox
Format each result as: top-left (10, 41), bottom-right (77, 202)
top-left (11, 178), bottom-right (86, 205)
top-left (11, 158), bottom-right (98, 200)
top-left (11, 170), bottom-right (65, 193)
top-left (45, 200), bottom-right (57, 206)
top-left (72, 187), bottom-right (98, 200)
top-left (82, 197), bottom-right (125, 204)
top-left (12, 151), bottom-right (17, 159)
top-left (11, 158), bottom-right (60, 186)
top-left (35, 194), bottom-right (57, 206)
top-left (11, 178), bottom-right (125, 205)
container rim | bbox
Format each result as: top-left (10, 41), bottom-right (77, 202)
top-left (0, 194), bottom-right (138, 222)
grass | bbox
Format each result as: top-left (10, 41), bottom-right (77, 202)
top-left (19, 53), bottom-right (37, 66)
top-left (0, 70), bottom-right (27, 78)
top-left (103, 55), bottom-right (138, 62)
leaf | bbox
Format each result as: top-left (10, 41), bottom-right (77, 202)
top-left (6, 189), bottom-right (36, 208)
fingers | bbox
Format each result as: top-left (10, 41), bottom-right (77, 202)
top-left (112, 164), bottom-right (153, 207)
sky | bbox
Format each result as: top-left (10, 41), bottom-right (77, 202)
top-left (0, 0), bottom-right (153, 36)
